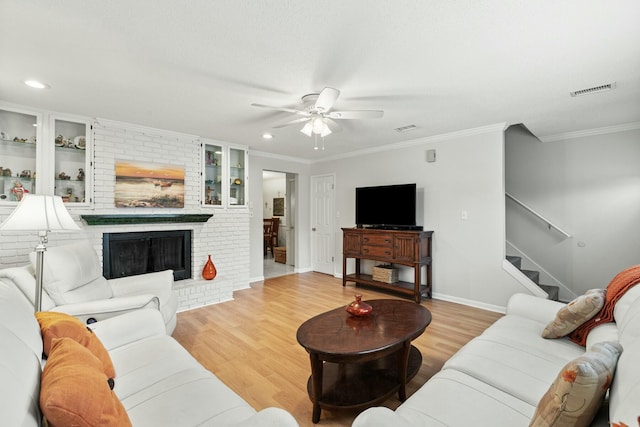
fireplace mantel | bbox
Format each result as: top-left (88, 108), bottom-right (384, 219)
top-left (81, 214), bottom-right (213, 226)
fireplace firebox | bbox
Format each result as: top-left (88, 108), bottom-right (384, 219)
top-left (102, 230), bottom-right (192, 281)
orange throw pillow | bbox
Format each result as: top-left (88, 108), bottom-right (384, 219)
top-left (36, 311), bottom-right (115, 378)
top-left (40, 337), bottom-right (131, 427)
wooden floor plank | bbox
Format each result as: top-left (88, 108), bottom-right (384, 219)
top-left (172, 272), bottom-right (503, 426)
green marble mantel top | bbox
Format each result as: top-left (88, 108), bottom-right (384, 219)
top-left (80, 214), bottom-right (213, 225)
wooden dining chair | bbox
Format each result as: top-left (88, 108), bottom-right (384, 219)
top-left (263, 218), bottom-right (274, 256)
top-left (270, 217), bottom-right (280, 251)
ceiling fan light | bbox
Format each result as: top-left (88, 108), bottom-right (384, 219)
top-left (312, 117), bottom-right (325, 134)
top-left (320, 125), bottom-right (332, 137)
top-left (300, 121), bottom-right (313, 137)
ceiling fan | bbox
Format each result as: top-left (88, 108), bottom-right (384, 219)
top-left (251, 87), bottom-right (384, 149)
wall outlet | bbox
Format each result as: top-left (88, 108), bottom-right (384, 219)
top-left (461, 210), bottom-right (468, 220)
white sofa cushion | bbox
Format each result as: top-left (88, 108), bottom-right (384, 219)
top-left (90, 311), bottom-right (298, 426)
top-left (443, 312), bottom-right (584, 407)
top-left (0, 265), bottom-right (56, 311)
top-left (609, 338), bottom-right (640, 426)
top-left (353, 369), bottom-right (535, 427)
top-left (585, 323), bottom-right (619, 351)
top-left (31, 241), bottom-right (112, 305)
top-left (0, 280), bottom-right (44, 427)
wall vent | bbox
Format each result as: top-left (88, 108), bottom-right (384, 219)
top-left (570, 82), bottom-right (616, 97)
top-left (394, 124), bottom-right (417, 133)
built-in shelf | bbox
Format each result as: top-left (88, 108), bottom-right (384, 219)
top-left (81, 214), bottom-right (213, 226)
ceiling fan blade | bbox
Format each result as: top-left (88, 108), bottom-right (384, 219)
top-left (327, 110), bottom-right (384, 119)
top-left (251, 103), bottom-right (308, 116)
top-left (272, 117), bottom-right (310, 129)
top-left (315, 87), bottom-right (340, 112)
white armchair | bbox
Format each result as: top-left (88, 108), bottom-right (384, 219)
top-left (0, 241), bottom-right (178, 334)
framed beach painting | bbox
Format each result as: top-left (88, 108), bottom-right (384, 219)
top-left (114, 161), bottom-right (185, 208)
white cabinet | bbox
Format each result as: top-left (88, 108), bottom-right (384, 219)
top-left (203, 142), bottom-right (224, 206)
top-left (201, 141), bottom-right (248, 208)
top-left (52, 115), bottom-right (92, 204)
top-left (0, 104), bottom-right (92, 205)
top-left (0, 105), bottom-right (42, 203)
top-left (228, 146), bottom-right (247, 207)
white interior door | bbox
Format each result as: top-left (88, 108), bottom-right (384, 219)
top-left (311, 174), bottom-right (335, 275)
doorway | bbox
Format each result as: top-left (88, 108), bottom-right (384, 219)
top-left (263, 170), bottom-right (296, 279)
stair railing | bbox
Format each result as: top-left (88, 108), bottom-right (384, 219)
top-left (505, 192), bottom-right (571, 239)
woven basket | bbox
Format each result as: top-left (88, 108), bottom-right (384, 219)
top-left (372, 265), bottom-right (398, 283)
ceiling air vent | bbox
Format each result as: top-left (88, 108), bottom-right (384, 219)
top-left (394, 124), bottom-right (417, 133)
top-left (570, 82), bottom-right (616, 97)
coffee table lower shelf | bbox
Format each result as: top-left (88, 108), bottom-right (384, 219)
top-left (305, 345), bottom-right (422, 411)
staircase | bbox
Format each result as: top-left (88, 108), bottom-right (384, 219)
top-left (507, 255), bottom-right (559, 301)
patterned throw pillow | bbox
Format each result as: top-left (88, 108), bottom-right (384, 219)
top-left (529, 341), bottom-right (622, 427)
top-left (542, 289), bottom-right (606, 339)
top-left (40, 338), bottom-right (131, 427)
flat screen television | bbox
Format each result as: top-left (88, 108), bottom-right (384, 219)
top-left (355, 183), bottom-right (419, 229)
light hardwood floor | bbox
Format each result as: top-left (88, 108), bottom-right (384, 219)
top-left (172, 272), bottom-right (503, 426)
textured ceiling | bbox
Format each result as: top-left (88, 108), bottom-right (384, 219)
top-left (1, 1), bottom-right (639, 161)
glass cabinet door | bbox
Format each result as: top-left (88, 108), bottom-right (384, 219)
top-left (52, 116), bottom-right (91, 204)
top-left (229, 146), bottom-right (247, 207)
top-left (0, 106), bottom-right (40, 204)
top-left (203, 143), bottom-right (224, 206)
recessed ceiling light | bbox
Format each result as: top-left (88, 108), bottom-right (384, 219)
top-left (262, 133), bottom-right (273, 140)
top-left (24, 80), bottom-right (50, 89)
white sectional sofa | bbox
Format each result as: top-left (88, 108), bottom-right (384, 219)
top-left (0, 277), bottom-right (299, 426)
top-left (352, 290), bottom-right (640, 427)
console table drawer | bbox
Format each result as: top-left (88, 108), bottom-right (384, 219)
top-left (362, 245), bottom-right (393, 257)
top-left (361, 234), bottom-right (393, 246)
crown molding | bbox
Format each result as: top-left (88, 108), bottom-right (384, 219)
top-left (539, 122), bottom-right (640, 142)
top-left (312, 122), bottom-right (508, 164)
top-left (250, 149), bottom-right (312, 164)
top-left (94, 118), bottom-right (199, 141)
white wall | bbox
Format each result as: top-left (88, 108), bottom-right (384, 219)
top-left (248, 153), bottom-right (312, 282)
top-left (505, 125), bottom-right (640, 297)
top-left (310, 124), bottom-right (525, 311)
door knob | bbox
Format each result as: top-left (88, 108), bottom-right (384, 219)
top-left (312, 228), bottom-right (316, 231)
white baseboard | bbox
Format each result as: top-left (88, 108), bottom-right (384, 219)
top-left (432, 292), bottom-right (507, 314)
top-left (176, 296), bottom-right (234, 313)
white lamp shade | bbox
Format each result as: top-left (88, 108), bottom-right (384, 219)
top-left (0, 194), bottom-right (80, 232)
top-left (300, 121), bottom-right (313, 137)
top-left (320, 124), bottom-right (332, 137)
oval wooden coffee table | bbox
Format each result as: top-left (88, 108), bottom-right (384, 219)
top-left (296, 299), bottom-right (432, 423)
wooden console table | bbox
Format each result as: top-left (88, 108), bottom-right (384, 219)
top-left (342, 228), bottom-right (433, 302)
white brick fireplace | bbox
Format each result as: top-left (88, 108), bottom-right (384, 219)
top-left (0, 118), bottom-right (251, 311)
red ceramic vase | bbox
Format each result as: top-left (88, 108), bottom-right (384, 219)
top-left (202, 255), bottom-right (217, 280)
top-left (346, 294), bottom-right (372, 317)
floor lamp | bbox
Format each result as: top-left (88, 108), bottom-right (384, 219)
top-left (0, 194), bottom-right (80, 312)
